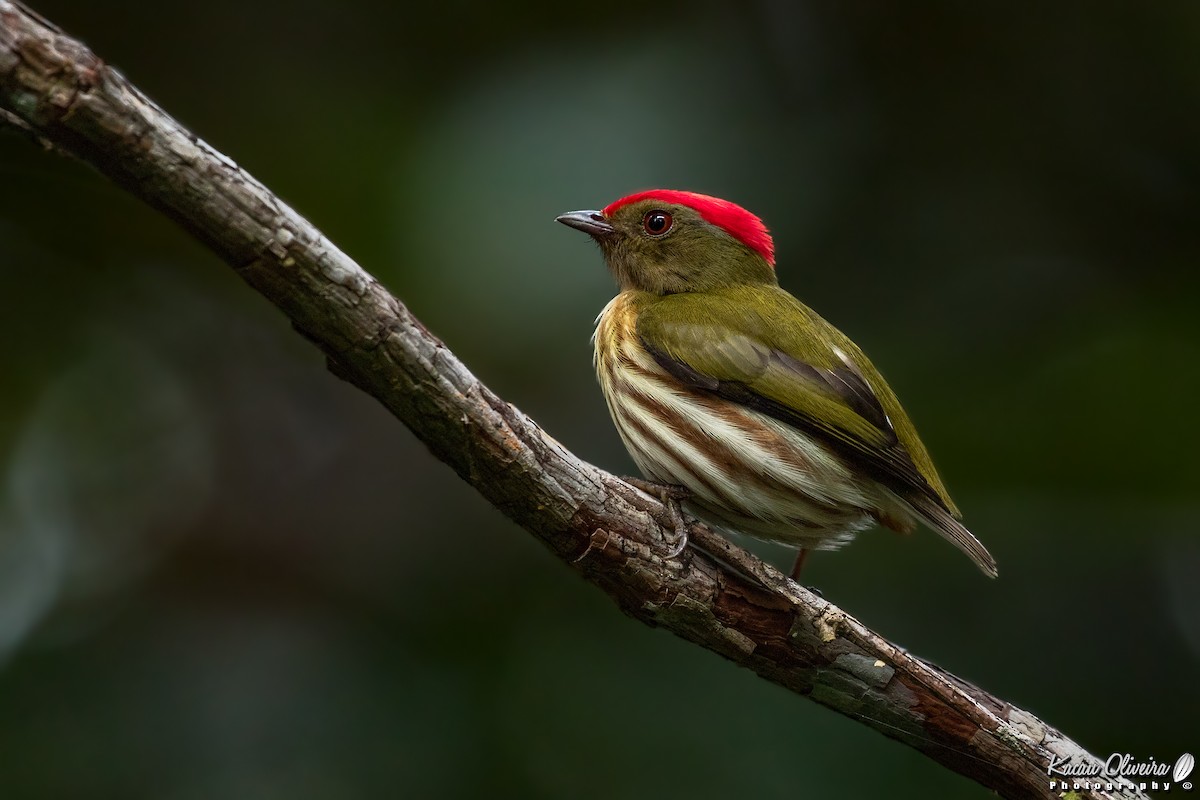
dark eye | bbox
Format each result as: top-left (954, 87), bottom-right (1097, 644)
top-left (642, 210), bottom-right (673, 236)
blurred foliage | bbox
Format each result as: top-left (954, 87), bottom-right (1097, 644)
top-left (1, 1), bottom-right (1198, 797)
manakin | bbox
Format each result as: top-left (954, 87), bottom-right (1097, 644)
top-left (557, 190), bottom-right (996, 578)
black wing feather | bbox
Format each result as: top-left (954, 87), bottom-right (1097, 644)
top-left (643, 338), bottom-right (946, 512)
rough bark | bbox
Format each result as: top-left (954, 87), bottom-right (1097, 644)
top-left (0, 4), bottom-right (1151, 798)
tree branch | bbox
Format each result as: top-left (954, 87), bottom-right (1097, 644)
top-left (0, 4), bottom-right (1148, 798)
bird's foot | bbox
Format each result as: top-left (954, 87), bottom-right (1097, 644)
top-left (790, 548), bottom-right (809, 581)
top-left (789, 549), bottom-right (823, 596)
top-left (622, 477), bottom-right (691, 559)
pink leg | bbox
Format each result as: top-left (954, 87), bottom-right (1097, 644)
top-left (790, 548), bottom-right (810, 581)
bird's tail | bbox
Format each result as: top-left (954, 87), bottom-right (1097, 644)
top-left (908, 495), bottom-right (998, 578)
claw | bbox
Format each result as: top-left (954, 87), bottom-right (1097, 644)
top-left (622, 476), bottom-right (691, 560)
top-left (664, 497), bottom-right (689, 558)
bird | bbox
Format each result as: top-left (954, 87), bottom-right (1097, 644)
top-left (556, 189), bottom-right (997, 579)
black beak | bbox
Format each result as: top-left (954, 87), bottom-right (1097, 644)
top-left (555, 209), bottom-right (615, 238)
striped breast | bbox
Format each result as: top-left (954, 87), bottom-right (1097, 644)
top-left (593, 292), bottom-right (884, 550)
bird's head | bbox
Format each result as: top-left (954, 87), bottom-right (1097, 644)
top-left (557, 189), bottom-right (777, 294)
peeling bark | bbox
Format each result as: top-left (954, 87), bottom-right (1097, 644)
top-left (0, 4), bottom-right (1149, 798)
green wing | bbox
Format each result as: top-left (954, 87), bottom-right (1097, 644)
top-left (634, 285), bottom-right (961, 518)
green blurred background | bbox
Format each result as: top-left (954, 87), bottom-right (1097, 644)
top-left (1, 2), bottom-right (1198, 797)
